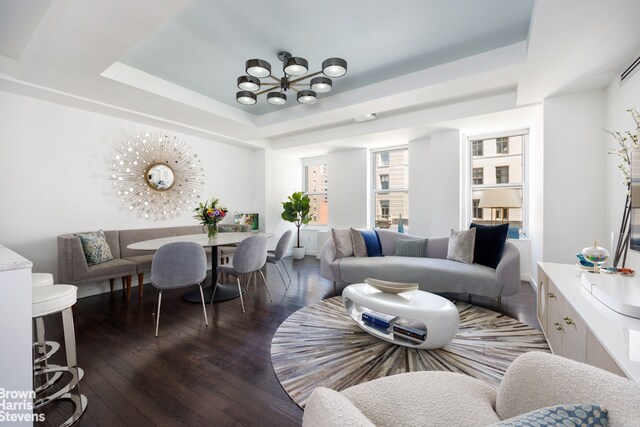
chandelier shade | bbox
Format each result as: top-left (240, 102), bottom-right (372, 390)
top-left (236, 90), bottom-right (257, 105)
top-left (237, 75), bottom-right (260, 91)
top-left (310, 76), bottom-right (332, 93)
top-left (267, 92), bottom-right (287, 105)
top-left (246, 59), bottom-right (271, 78)
top-left (236, 51), bottom-right (347, 106)
top-left (322, 57), bottom-right (347, 77)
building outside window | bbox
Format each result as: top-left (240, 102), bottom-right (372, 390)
top-left (473, 167), bottom-right (483, 185)
top-left (472, 140), bottom-right (483, 157)
top-left (496, 137), bottom-right (509, 154)
top-left (495, 166), bottom-right (509, 183)
top-left (469, 132), bottom-right (526, 236)
top-left (372, 148), bottom-right (408, 229)
top-left (303, 157), bottom-right (328, 226)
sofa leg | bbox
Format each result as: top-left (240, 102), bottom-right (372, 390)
top-left (109, 278), bottom-right (115, 293)
top-left (333, 281), bottom-right (337, 297)
top-left (138, 273), bottom-right (144, 300)
top-left (496, 296), bottom-right (502, 311)
top-left (125, 275), bottom-right (132, 302)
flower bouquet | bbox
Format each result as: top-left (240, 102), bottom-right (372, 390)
top-left (194, 197), bottom-right (228, 239)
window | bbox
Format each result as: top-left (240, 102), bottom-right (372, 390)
top-left (495, 166), bottom-right (509, 183)
top-left (472, 199), bottom-right (483, 219)
top-left (473, 167), bottom-right (483, 185)
top-left (303, 157), bottom-right (328, 226)
top-left (472, 140), bottom-right (483, 157)
top-left (469, 132), bottom-right (527, 235)
top-left (372, 147), bottom-right (409, 229)
top-left (380, 174), bottom-right (389, 190)
top-left (496, 137), bottom-right (509, 154)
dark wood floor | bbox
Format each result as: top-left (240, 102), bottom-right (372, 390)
top-left (38, 257), bottom-right (539, 426)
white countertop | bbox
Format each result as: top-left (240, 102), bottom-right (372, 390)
top-left (0, 245), bottom-right (33, 273)
top-left (540, 262), bottom-right (640, 382)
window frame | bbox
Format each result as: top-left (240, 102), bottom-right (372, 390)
top-left (370, 146), bottom-right (409, 229)
top-left (302, 156), bottom-right (328, 226)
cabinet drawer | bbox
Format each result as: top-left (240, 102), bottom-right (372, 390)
top-left (546, 297), bottom-right (564, 355)
top-left (559, 299), bottom-right (587, 363)
top-left (537, 267), bottom-right (548, 333)
top-left (546, 279), bottom-right (562, 315)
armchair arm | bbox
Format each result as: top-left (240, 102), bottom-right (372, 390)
top-left (57, 235), bottom-right (89, 284)
top-left (496, 352), bottom-right (640, 424)
top-left (495, 241), bottom-right (520, 296)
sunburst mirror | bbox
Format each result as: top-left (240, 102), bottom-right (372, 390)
top-left (111, 131), bottom-right (204, 220)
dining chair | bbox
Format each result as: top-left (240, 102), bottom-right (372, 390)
top-left (218, 223), bottom-right (252, 264)
top-left (212, 234), bottom-right (269, 313)
top-left (150, 242), bottom-right (208, 336)
top-left (266, 230), bottom-right (292, 289)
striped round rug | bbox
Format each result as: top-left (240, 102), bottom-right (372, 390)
top-left (270, 296), bottom-right (549, 408)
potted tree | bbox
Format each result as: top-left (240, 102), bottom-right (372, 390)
top-left (281, 191), bottom-right (311, 260)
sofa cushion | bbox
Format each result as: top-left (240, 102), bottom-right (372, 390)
top-left (332, 228), bottom-right (354, 257)
top-left (339, 255), bottom-right (502, 297)
top-left (341, 371), bottom-right (500, 427)
top-left (75, 230), bottom-right (114, 266)
top-left (396, 238), bottom-right (427, 257)
top-left (350, 228), bottom-right (368, 257)
top-left (492, 403), bottom-right (608, 426)
top-left (471, 223), bottom-right (509, 269)
top-left (122, 254), bottom-right (154, 272)
top-left (360, 229), bottom-right (383, 257)
top-left (303, 387), bottom-right (375, 427)
top-left (119, 225), bottom-right (204, 258)
top-left (447, 228), bottom-right (476, 264)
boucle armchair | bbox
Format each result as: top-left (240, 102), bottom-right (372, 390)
top-left (303, 351), bottom-right (640, 426)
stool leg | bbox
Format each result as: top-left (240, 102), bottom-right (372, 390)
top-left (34, 317), bottom-right (47, 371)
top-left (62, 308), bottom-right (78, 371)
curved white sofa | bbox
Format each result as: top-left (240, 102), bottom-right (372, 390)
top-left (320, 229), bottom-right (520, 299)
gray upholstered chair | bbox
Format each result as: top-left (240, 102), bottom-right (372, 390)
top-left (150, 242), bottom-right (209, 336)
top-left (212, 234), bottom-right (269, 313)
top-left (266, 230), bottom-right (292, 289)
top-left (218, 224), bottom-right (252, 264)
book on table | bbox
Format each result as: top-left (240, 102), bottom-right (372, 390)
top-left (361, 311), bottom-right (398, 330)
top-left (392, 318), bottom-right (427, 343)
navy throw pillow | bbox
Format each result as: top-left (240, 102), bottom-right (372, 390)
top-left (470, 223), bottom-right (509, 269)
top-left (360, 229), bottom-right (383, 257)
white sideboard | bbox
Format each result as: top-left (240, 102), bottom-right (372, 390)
top-left (538, 262), bottom-right (640, 381)
top-left (0, 245), bottom-right (33, 424)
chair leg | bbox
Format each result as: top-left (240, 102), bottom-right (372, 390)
top-left (333, 281), bottom-right (337, 296)
top-left (210, 273), bottom-right (221, 304)
top-left (236, 278), bottom-right (245, 313)
top-left (258, 270), bottom-right (272, 302)
top-left (274, 262), bottom-right (288, 290)
top-left (198, 284), bottom-right (209, 326)
top-left (109, 278), bottom-right (115, 293)
top-left (496, 296), bottom-right (502, 311)
top-left (154, 290), bottom-right (163, 337)
top-left (138, 273), bottom-right (144, 300)
top-left (280, 260), bottom-right (292, 285)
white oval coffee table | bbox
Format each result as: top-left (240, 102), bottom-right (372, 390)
top-left (343, 283), bottom-right (460, 349)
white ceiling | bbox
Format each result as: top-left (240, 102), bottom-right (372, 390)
top-left (0, 0), bottom-right (639, 153)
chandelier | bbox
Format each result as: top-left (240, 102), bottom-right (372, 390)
top-left (236, 51), bottom-right (347, 106)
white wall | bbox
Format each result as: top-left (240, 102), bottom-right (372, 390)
top-left (327, 148), bottom-right (368, 228)
top-left (542, 90), bottom-right (606, 264)
top-left (528, 107), bottom-right (544, 286)
top-left (409, 130), bottom-right (462, 237)
top-left (605, 68), bottom-right (640, 270)
top-left (0, 90), bottom-right (258, 295)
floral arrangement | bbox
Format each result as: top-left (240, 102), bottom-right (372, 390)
top-left (607, 108), bottom-right (640, 190)
top-left (194, 197), bottom-right (228, 238)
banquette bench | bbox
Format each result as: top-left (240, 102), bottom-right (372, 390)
top-left (58, 225), bottom-right (207, 300)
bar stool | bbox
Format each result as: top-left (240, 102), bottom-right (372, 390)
top-left (32, 273), bottom-right (60, 375)
top-left (32, 285), bottom-right (87, 425)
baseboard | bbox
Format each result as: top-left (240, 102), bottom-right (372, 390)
top-left (77, 279), bottom-right (141, 299)
top-left (527, 274), bottom-right (536, 292)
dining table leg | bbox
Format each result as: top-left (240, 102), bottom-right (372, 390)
top-left (181, 245), bottom-right (242, 304)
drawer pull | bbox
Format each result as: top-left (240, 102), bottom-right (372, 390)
top-left (547, 292), bottom-right (556, 298)
top-left (553, 321), bottom-right (560, 326)
top-left (556, 325), bottom-right (563, 331)
top-left (563, 316), bottom-right (574, 325)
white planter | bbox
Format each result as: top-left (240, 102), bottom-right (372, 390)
top-left (292, 246), bottom-right (306, 260)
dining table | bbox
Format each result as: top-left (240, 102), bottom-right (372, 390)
top-left (127, 231), bottom-right (273, 303)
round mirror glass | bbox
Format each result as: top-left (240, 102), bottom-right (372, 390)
top-left (146, 164), bottom-right (175, 191)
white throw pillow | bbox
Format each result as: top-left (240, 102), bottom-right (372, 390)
top-left (332, 228), bottom-right (354, 258)
top-left (447, 228), bottom-right (476, 264)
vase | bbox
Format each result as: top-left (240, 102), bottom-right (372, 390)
top-left (207, 224), bottom-right (218, 239)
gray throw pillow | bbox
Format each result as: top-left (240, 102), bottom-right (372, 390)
top-left (350, 228), bottom-right (368, 257)
top-left (447, 228), bottom-right (476, 264)
top-left (332, 228), bottom-right (354, 258)
top-left (75, 230), bottom-right (114, 266)
top-left (395, 239), bottom-right (427, 257)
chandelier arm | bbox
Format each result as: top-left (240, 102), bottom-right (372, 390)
top-left (289, 86), bottom-right (300, 93)
top-left (268, 75), bottom-right (281, 83)
top-left (255, 86), bottom-right (280, 96)
top-left (288, 71), bottom-right (322, 84)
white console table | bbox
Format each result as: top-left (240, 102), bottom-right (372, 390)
top-left (0, 245), bottom-right (33, 425)
top-left (538, 262), bottom-right (640, 381)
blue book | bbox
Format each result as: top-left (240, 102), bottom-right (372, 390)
top-left (362, 311), bottom-right (397, 330)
